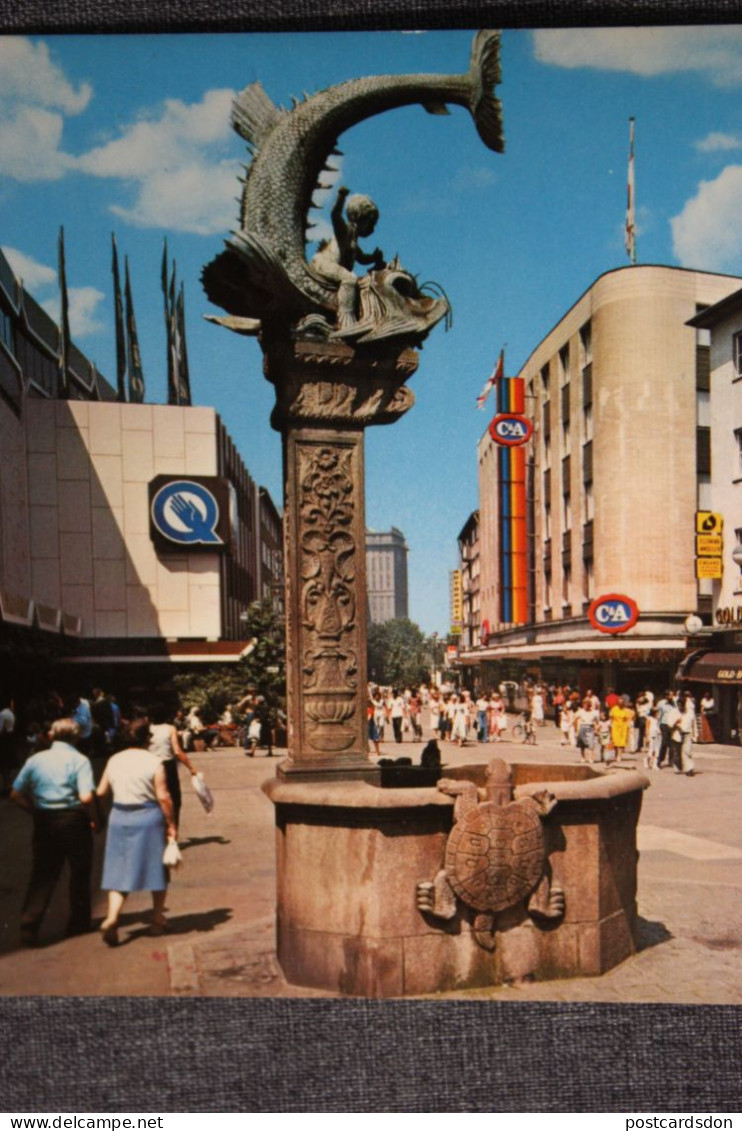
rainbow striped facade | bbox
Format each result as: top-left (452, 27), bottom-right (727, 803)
top-left (496, 376), bottom-right (529, 624)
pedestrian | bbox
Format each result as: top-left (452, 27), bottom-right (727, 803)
top-left (68, 693), bottom-right (94, 755)
top-left (574, 697), bottom-right (599, 764)
top-left (96, 718), bottom-right (177, 946)
top-left (0, 695), bottom-right (17, 794)
top-left (597, 710), bottom-right (611, 761)
top-left (609, 696), bottom-right (632, 763)
top-left (560, 700), bottom-right (574, 747)
top-left (531, 685), bottom-right (545, 726)
top-left (699, 690), bottom-right (716, 744)
top-left (645, 708), bottom-right (661, 770)
top-left (10, 718), bottom-right (96, 946)
top-left (450, 694), bottom-right (469, 747)
top-left (672, 695), bottom-right (696, 776)
top-left (476, 694), bottom-right (489, 742)
top-left (367, 697), bottom-right (381, 756)
top-left (148, 704), bottom-right (198, 825)
top-left (655, 691), bottom-right (676, 768)
top-left (390, 689), bottom-right (406, 743)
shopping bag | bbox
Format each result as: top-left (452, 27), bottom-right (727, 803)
top-left (191, 771), bottom-right (214, 814)
top-left (163, 837), bottom-right (183, 868)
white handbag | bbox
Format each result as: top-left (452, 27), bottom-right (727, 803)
top-left (163, 837), bottom-right (182, 868)
top-left (191, 771), bottom-right (214, 814)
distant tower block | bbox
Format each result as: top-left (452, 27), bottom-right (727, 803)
top-left (366, 527), bottom-right (409, 624)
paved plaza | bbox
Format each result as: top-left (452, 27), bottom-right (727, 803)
top-left (0, 717), bottom-right (740, 1003)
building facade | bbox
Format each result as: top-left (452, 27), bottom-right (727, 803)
top-left (0, 246), bottom-right (282, 700)
top-left (365, 527), bottom-right (409, 624)
top-left (679, 291), bottom-right (742, 741)
top-left (466, 264), bottom-right (742, 697)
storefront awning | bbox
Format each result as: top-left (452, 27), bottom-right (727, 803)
top-left (63, 639), bottom-right (256, 664)
top-left (677, 651), bottom-right (742, 685)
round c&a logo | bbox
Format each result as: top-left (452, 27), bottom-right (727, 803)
top-left (588, 593), bottom-right (640, 635)
top-left (488, 413), bottom-right (534, 447)
top-left (151, 479), bottom-right (223, 546)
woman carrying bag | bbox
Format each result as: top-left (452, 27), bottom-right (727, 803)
top-left (96, 718), bottom-right (177, 946)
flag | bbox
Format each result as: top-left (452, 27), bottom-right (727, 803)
top-left (111, 234), bottom-right (127, 402)
top-left (476, 348), bottom-right (504, 409)
top-left (57, 226), bottom-right (70, 399)
top-left (162, 239), bottom-right (177, 405)
top-left (625, 117), bottom-right (636, 265)
top-left (176, 282), bottom-right (192, 406)
top-left (169, 264), bottom-right (181, 404)
top-left (124, 256), bottom-right (145, 404)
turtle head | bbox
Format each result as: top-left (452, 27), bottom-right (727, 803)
top-left (485, 757), bottom-right (513, 806)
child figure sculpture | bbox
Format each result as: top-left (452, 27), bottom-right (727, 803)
top-left (312, 187), bottom-right (385, 332)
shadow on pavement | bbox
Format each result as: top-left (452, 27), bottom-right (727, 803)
top-left (635, 915), bottom-right (673, 951)
top-left (180, 835), bottom-right (231, 850)
top-left (109, 906), bottom-right (234, 946)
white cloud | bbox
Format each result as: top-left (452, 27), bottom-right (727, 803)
top-left (40, 286), bottom-right (105, 339)
top-left (0, 106), bottom-right (75, 181)
top-left (671, 165), bottom-right (742, 271)
top-left (2, 244), bottom-right (104, 338)
top-left (534, 27), bottom-right (742, 86)
top-left (0, 38), bottom-right (91, 114)
top-left (1, 245), bottom-right (56, 289)
top-left (76, 89), bottom-right (241, 234)
top-left (695, 131), bottom-right (742, 153)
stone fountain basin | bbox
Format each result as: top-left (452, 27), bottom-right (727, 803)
top-left (263, 761), bottom-right (649, 996)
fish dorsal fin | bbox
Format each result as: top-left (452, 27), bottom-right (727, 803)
top-left (232, 82), bottom-right (283, 147)
top-left (423, 101), bottom-right (451, 116)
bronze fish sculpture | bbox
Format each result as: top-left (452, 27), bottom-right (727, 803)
top-left (203, 30), bottom-right (503, 346)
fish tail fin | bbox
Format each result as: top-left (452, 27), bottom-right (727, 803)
top-left (232, 82), bottom-right (282, 147)
top-left (469, 29), bottom-right (504, 153)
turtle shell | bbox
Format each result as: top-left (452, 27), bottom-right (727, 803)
top-left (444, 799), bottom-right (545, 913)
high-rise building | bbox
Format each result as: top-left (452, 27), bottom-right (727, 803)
top-left (464, 264), bottom-right (742, 697)
top-left (365, 527), bottom-right (409, 624)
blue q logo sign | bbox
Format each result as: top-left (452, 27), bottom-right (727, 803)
top-left (488, 413), bottom-right (534, 447)
top-left (150, 478), bottom-right (225, 549)
top-left (588, 593), bottom-right (640, 635)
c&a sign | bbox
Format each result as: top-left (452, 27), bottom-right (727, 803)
top-left (488, 413), bottom-right (533, 447)
top-left (587, 593), bottom-right (640, 635)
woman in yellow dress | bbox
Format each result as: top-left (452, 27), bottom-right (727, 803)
top-left (609, 697), bottom-right (633, 762)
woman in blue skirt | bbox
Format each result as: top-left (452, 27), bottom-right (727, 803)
top-left (96, 718), bottom-right (177, 946)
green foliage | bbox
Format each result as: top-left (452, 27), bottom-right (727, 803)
top-left (367, 617), bottom-right (430, 689)
top-left (171, 597), bottom-right (286, 722)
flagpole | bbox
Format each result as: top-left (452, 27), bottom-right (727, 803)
top-left (111, 234), bottom-right (127, 403)
top-left (162, 239), bottom-right (176, 405)
top-left (124, 255), bottom-right (145, 404)
top-left (625, 116), bottom-right (636, 266)
top-left (57, 226), bottom-right (70, 400)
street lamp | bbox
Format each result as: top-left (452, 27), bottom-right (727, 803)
top-left (431, 632), bottom-right (438, 689)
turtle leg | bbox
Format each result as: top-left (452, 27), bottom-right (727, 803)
top-left (416, 870), bottom-right (457, 921)
top-left (527, 872), bottom-right (565, 922)
top-left (473, 912), bottom-right (497, 951)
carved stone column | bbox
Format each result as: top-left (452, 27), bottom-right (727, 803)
top-left (265, 337), bottom-right (417, 781)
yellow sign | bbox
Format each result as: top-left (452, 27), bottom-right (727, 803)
top-left (696, 534), bottom-right (723, 556)
top-left (696, 557), bottom-right (723, 579)
top-left (696, 511), bottom-right (723, 535)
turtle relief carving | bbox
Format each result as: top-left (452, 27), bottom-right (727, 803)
top-left (417, 758), bottom-right (565, 957)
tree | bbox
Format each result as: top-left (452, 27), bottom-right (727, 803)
top-left (172, 597), bottom-right (286, 721)
top-left (367, 617), bottom-right (430, 689)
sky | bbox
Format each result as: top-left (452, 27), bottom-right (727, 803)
top-left (2, 26), bottom-right (742, 633)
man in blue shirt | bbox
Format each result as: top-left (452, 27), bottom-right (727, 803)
top-left (11, 718), bottom-right (97, 946)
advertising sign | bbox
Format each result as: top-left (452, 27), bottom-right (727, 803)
top-left (696, 557), bottom-right (723, 580)
top-left (696, 534), bottom-right (723, 556)
top-left (488, 413), bottom-right (534, 447)
top-left (696, 511), bottom-right (723, 535)
top-left (149, 475), bottom-right (231, 553)
top-left (587, 593), bottom-right (640, 634)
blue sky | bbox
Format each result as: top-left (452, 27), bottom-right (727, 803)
top-left (3, 27), bottom-right (742, 633)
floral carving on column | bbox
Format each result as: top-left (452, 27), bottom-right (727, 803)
top-left (298, 444), bottom-right (360, 752)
